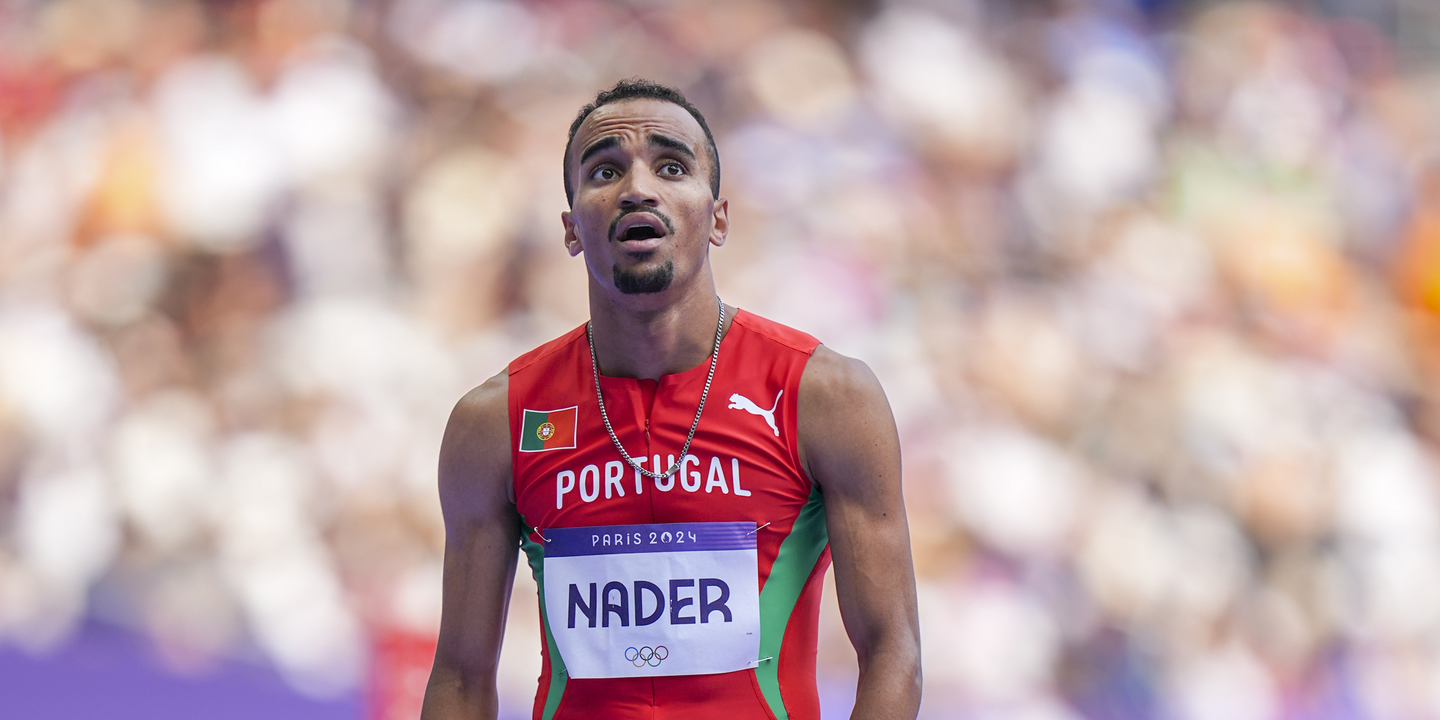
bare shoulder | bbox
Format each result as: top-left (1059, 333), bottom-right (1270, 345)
top-left (439, 370), bottom-right (514, 513)
top-left (448, 370), bottom-right (509, 434)
top-left (796, 345), bottom-right (898, 491)
top-left (798, 345), bottom-right (887, 409)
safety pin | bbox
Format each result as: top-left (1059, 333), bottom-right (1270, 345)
top-left (750, 656), bottom-right (775, 666)
top-left (533, 527), bottom-right (551, 543)
top-left (746, 522), bottom-right (771, 536)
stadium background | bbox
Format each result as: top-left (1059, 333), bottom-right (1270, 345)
top-left (2, 0), bottom-right (1440, 718)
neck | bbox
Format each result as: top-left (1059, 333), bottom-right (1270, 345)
top-left (587, 275), bottom-right (730, 380)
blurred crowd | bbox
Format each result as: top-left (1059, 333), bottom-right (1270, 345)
top-left (2, 0), bottom-right (1440, 718)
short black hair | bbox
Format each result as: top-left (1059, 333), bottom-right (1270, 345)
top-left (563, 78), bottom-right (720, 206)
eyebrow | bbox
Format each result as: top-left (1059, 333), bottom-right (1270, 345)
top-left (578, 135), bottom-right (621, 166)
top-left (577, 132), bottom-right (699, 169)
top-left (648, 133), bottom-right (696, 160)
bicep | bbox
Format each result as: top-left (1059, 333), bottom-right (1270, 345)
top-left (798, 349), bottom-right (917, 658)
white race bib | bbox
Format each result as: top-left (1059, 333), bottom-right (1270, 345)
top-left (542, 521), bottom-right (760, 678)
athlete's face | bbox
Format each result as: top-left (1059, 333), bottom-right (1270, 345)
top-left (561, 99), bottom-right (727, 299)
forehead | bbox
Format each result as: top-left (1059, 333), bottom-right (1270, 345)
top-left (573, 98), bottom-right (707, 158)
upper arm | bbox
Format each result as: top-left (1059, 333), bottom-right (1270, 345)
top-left (429, 371), bottom-right (520, 697)
top-left (797, 347), bottom-right (919, 661)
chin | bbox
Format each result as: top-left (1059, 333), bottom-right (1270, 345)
top-left (613, 259), bottom-right (675, 295)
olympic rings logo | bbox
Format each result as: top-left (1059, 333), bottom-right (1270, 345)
top-left (625, 645), bottom-right (669, 667)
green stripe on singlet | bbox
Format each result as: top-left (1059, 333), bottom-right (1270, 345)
top-left (755, 487), bottom-right (829, 720)
top-left (519, 514), bottom-right (567, 720)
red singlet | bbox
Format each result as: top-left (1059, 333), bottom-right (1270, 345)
top-left (508, 309), bottom-right (829, 720)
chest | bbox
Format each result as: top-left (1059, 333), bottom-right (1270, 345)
top-left (515, 371), bottom-right (812, 567)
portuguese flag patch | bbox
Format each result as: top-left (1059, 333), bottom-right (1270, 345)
top-left (519, 406), bottom-right (578, 452)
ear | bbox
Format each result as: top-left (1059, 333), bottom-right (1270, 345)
top-left (561, 210), bottom-right (583, 257)
top-left (709, 197), bottom-right (729, 248)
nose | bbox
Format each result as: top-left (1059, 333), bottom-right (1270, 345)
top-left (617, 160), bottom-right (660, 208)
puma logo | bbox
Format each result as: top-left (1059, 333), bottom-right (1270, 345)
top-left (728, 390), bottom-right (782, 437)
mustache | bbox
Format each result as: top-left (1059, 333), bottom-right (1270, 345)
top-left (608, 207), bottom-right (676, 241)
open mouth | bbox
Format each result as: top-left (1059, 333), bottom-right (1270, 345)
top-left (612, 212), bottom-right (671, 244)
top-left (620, 224), bottom-right (664, 241)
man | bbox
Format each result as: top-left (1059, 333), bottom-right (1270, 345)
top-left (421, 79), bottom-right (920, 720)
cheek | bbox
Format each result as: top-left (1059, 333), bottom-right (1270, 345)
top-left (675, 191), bottom-right (711, 219)
top-left (579, 204), bottom-right (609, 233)
top-left (686, 202), bottom-right (716, 229)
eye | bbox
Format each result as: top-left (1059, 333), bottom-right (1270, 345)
top-left (659, 161), bottom-right (686, 177)
top-left (591, 166), bottom-right (618, 181)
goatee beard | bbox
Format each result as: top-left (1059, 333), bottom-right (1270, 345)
top-left (614, 260), bottom-right (675, 294)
